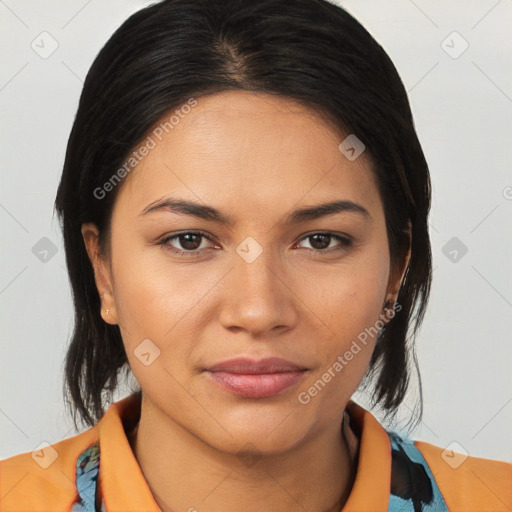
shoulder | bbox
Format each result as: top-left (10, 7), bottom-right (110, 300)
top-left (0, 427), bottom-right (98, 512)
top-left (414, 438), bottom-right (512, 511)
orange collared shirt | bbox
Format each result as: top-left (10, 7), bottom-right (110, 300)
top-left (1, 393), bottom-right (511, 511)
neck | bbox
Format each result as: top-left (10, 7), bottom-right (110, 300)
top-left (128, 397), bottom-right (358, 512)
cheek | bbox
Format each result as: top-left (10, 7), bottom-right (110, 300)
top-left (310, 246), bottom-right (390, 344)
top-left (298, 250), bottom-right (390, 411)
top-left (110, 248), bottom-right (204, 389)
top-left (300, 243), bottom-right (391, 404)
top-left (110, 236), bottom-right (206, 339)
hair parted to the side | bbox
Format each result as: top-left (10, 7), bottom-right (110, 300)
top-left (54, 0), bottom-right (432, 431)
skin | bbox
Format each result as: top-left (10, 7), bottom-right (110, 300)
top-left (82, 90), bottom-right (410, 512)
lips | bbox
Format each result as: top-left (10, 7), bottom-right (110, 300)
top-left (206, 357), bottom-right (307, 374)
top-left (204, 357), bottom-right (308, 398)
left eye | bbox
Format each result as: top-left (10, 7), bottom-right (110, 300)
top-left (297, 233), bottom-right (352, 253)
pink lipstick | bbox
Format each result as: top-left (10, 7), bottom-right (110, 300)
top-left (204, 357), bottom-right (308, 399)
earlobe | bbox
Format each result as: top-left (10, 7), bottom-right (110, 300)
top-left (100, 305), bottom-right (117, 324)
top-left (81, 223), bottom-right (118, 324)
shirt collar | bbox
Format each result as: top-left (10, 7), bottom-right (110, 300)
top-left (96, 392), bottom-right (160, 511)
top-left (96, 393), bottom-right (391, 511)
top-left (343, 400), bottom-right (392, 510)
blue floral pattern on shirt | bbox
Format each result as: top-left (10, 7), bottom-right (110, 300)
top-left (70, 442), bottom-right (105, 512)
top-left (388, 432), bottom-right (448, 511)
top-left (70, 432), bottom-right (448, 511)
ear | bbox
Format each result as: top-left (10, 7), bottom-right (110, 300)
top-left (81, 222), bottom-right (118, 325)
top-left (385, 220), bottom-right (412, 307)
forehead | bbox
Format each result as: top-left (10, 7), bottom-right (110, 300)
top-left (115, 90), bottom-right (381, 219)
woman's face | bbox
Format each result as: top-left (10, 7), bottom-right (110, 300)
top-left (83, 90), bottom-right (408, 455)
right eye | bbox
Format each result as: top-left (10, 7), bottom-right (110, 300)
top-left (158, 231), bottom-right (217, 257)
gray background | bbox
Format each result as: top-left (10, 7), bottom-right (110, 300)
top-left (1, 0), bottom-right (511, 463)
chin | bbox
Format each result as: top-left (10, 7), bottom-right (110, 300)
top-left (199, 405), bottom-right (310, 457)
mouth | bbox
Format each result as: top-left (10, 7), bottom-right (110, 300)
top-left (203, 357), bottom-right (308, 399)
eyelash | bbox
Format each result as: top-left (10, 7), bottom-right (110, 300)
top-left (158, 231), bottom-right (353, 257)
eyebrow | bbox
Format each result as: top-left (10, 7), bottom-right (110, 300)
top-left (139, 197), bottom-right (371, 225)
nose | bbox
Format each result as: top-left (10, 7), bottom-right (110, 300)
top-left (217, 244), bottom-right (299, 337)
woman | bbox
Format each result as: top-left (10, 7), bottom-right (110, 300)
top-left (1, 0), bottom-right (510, 511)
